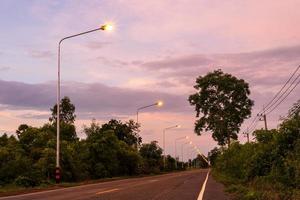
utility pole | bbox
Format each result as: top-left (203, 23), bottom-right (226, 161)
top-left (258, 106), bottom-right (268, 131)
top-left (245, 127), bottom-right (249, 143)
top-left (263, 114), bottom-right (268, 131)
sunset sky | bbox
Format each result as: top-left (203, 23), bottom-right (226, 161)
top-left (1, 0), bottom-right (300, 159)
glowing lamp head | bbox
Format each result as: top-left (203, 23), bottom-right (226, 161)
top-left (185, 136), bottom-right (189, 139)
top-left (157, 101), bottom-right (163, 107)
top-left (189, 141), bottom-right (193, 145)
top-left (176, 125), bottom-right (181, 128)
top-left (101, 24), bottom-right (114, 31)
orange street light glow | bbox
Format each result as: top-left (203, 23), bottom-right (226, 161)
top-left (101, 23), bottom-right (114, 31)
top-left (157, 101), bottom-right (164, 107)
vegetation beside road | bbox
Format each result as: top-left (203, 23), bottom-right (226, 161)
top-left (209, 101), bottom-right (300, 200)
top-left (0, 97), bottom-right (208, 194)
top-left (188, 70), bottom-right (299, 199)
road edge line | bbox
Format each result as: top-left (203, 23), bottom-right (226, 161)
top-left (197, 169), bottom-right (210, 200)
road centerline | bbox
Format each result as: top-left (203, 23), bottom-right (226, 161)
top-left (96, 188), bottom-right (120, 195)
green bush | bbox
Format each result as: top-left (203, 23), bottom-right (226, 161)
top-left (14, 176), bottom-right (39, 188)
top-left (210, 111), bottom-right (300, 199)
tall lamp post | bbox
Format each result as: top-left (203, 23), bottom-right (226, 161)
top-left (136, 101), bottom-right (163, 123)
top-left (187, 146), bottom-right (196, 169)
top-left (56, 24), bottom-right (113, 183)
top-left (163, 125), bottom-right (180, 168)
top-left (181, 141), bottom-right (192, 168)
top-left (174, 136), bottom-right (188, 169)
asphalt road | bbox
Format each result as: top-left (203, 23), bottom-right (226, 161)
top-left (0, 169), bottom-right (225, 200)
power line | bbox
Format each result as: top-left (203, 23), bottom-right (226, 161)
top-left (259, 65), bottom-right (300, 114)
top-left (266, 76), bottom-right (300, 115)
top-left (248, 119), bottom-right (259, 133)
top-left (246, 115), bottom-right (258, 132)
top-left (241, 65), bottom-right (300, 134)
top-left (240, 114), bottom-right (259, 136)
top-left (264, 72), bottom-right (300, 114)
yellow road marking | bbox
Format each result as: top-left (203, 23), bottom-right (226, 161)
top-left (96, 188), bottom-right (120, 195)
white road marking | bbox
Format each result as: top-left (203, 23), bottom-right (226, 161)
top-left (0, 171), bottom-right (190, 199)
top-left (96, 188), bottom-right (120, 195)
top-left (148, 179), bottom-right (158, 183)
top-left (197, 170), bottom-right (210, 200)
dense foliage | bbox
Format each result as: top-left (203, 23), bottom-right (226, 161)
top-left (209, 101), bottom-right (300, 199)
top-left (0, 97), bottom-right (191, 188)
top-left (189, 69), bottom-right (254, 146)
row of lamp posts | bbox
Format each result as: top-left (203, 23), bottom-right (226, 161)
top-left (54, 23), bottom-right (204, 183)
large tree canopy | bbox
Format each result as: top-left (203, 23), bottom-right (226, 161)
top-left (84, 119), bottom-right (141, 147)
top-left (100, 119), bottom-right (141, 147)
top-left (188, 69), bottom-right (254, 146)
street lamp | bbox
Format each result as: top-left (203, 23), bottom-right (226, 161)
top-left (187, 146), bottom-right (196, 169)
top-left (174, 136), bottom-right (189, 169)
top-left (136, 101), bottom-right (163, 123)
top-left (163, 125), bottom-right (180, 168)
top-left (181, 141), bottom-right (192, 168)
top-left (192, 145), bottom-right (210, 166)
top-left (56, 23), bottom-right (113, 183)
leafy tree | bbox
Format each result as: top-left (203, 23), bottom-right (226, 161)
top-left (84, 120), bottom-right (142, 176)
top-left (208, 147), bottom-right (221, 166)
top-left (35, 147), bottom-right (56, 181)
top-left (253, 129), bottom-right (277, 144)
top-left (49, 96), bottom-right (78, 142)
top-left (100, 119), bottom-right (141, 147)
top-left (16, 124), bottom-right (29, 138)
top-left (165, 155), bottom-right (176, 171)
top-left (0, 135), bottom-right (33, 185)
top-left (139, 141), bottom-right (163, 173)
top-left (117, 141), bottom-right (142, 175)
top-left (188, 69), bottom-right (254, 146)
top-left (0, 133), bottom-right (9, 146)
top-left (49, 96), bottom-right (76, 124)
top-left (84, 121), bottom-right (123, 178)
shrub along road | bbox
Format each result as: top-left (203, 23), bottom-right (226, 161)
top-left (0, 169), bottom-right (229, 200)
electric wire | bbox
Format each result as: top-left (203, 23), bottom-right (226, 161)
top-left (266, 76), bottom-right (300, 115)
top-left (241, 65), bottom-right (300, 134)
top-left (259, 65), bottom-right (300, 114)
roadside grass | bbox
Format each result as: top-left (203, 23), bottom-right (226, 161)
top-left (212, 169), bottom-right (300, 200)
top-left (0, 183), bottom-right (58, 197)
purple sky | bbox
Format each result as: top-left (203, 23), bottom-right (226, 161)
top-left (0, 0), bottom-right (300, 160)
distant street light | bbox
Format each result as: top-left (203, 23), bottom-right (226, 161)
top-left (181, 141), bottom-right (192, 167)
top-left (136, 101), bottom-right (163, 123)
top-left (56, 23), bottom-right (113, 183)
top-left (193, 146), bottom-right (209, 165)
top-left (174, 136), bottom-right (189, 168)
top-left (163, 125), bottom-right (180, 168)
top-left (187, 146), bottom-right (196, 168)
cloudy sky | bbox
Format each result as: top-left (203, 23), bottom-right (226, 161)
top-left (0, 0), bottom-right (300, 159)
